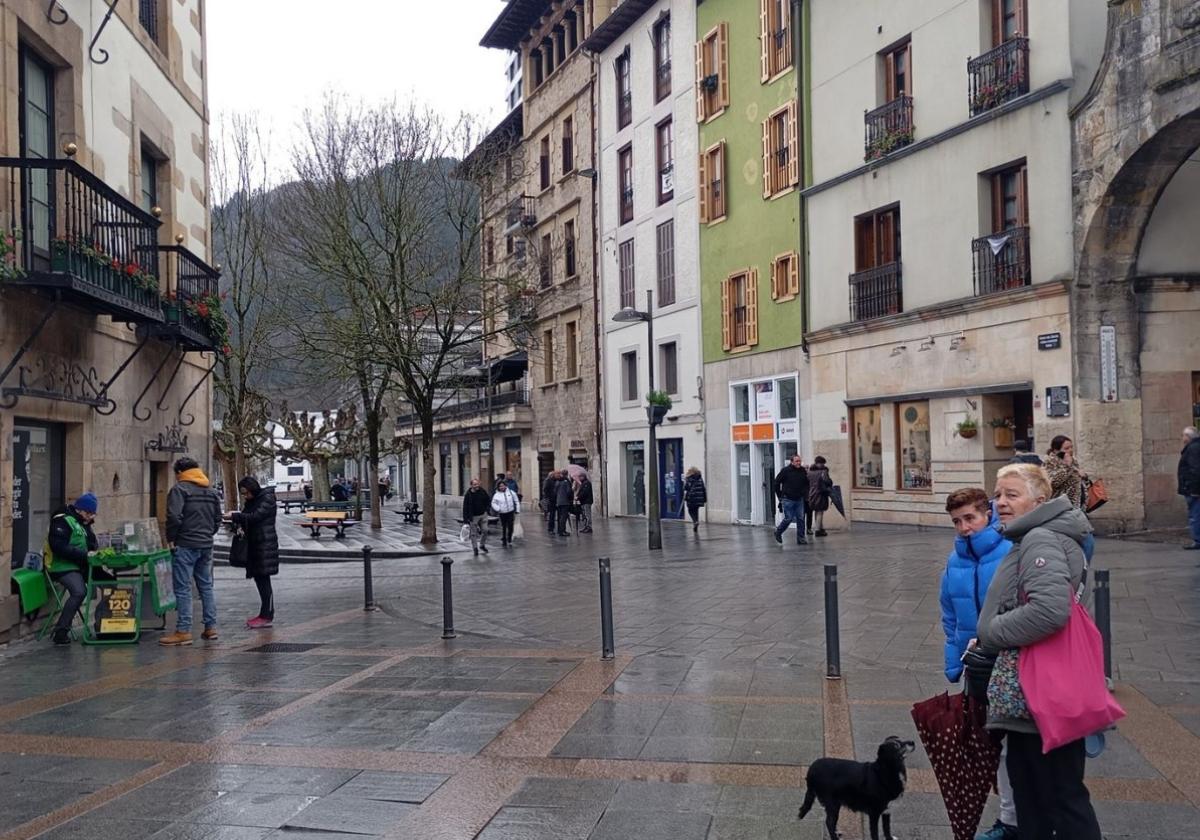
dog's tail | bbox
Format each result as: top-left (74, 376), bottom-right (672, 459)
top-left (796, 787), bottom-right (816, 820)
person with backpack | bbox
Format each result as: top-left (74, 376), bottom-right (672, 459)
top-left (160, 457), bottom-right (223, 646)
top-left (683, 467), bottom-right (707, 533)
top-left (805, 456), bottom-right (834, 537)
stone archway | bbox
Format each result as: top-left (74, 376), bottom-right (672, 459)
top-left (1071, 0), bottom-right (1200, 532)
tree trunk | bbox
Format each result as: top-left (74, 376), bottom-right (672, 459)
top-left (420, 414), bottom-right (438, 545)
top-left (366, 408), bottom-right (382, 530)
top-left (311, 457), bottom-right (332, 501)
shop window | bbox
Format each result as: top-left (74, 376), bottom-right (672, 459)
top-left (897, 401), bottom-right (932, 490)
top-left (760, 0), bottom-right (792, 80)
top-left (439, 444), bottom-right (452, 495)
top-left (624, 441), bottom-right (646, 515)
top-left (621, 350), bottom-right (638, 402)
top-left (732, 384), bottom-right (750, 423)
top-left (777, 377), bottom-right (797, 419)
top-left (753, 380), bottom-right (776, 421)
top-left (458, 441), bottom-right (472, 495)
top-left (762, 102), bottom-right (799, 198)
top-left (694, 22), bottom-right (729, 122)
top-left (660, 341), bottom-right (678, 396)
top-left (771, 251), bottom-right (799, 300)
top-left (852, 405), bottom-right (883, 489)
top-left (698, 141), bottom-right (727, 223)
top-left (721, 268), bottom-right (758, 351)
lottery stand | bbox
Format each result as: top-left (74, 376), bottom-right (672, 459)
top-left (82, 519), bottom-right (175, 645)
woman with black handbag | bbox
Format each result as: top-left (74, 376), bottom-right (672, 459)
top-left (229, 477), bottom-right (279, 629)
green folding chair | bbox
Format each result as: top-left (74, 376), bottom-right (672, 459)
top-left (36, 563), bottom-right (74, 641)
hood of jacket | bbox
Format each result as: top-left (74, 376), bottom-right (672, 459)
top-left (177, 467), bottom-right (210, 487)
top-left (246, 486), bottom-right (276, 509)
top-left (954, 509), bottom-right (1006, 560)
top-left (1002, 495), bottom-right (1091, 546)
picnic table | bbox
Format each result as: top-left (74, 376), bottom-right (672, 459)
top-left (297, 510), bottom-right (359, 539)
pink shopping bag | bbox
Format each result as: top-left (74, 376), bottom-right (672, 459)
top-left (1019, 600), bottom-right (1125, 753)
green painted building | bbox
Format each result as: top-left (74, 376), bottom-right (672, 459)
top-left (696, 0), bottom-right (810, 525)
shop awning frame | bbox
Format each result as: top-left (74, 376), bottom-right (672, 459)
top-left (844, 381), bottom-right (1034, 406)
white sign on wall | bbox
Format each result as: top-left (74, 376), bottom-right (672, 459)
top-left (754, 381), bottom-right (775, 422)
top-left (1099, 325), bottom-right (1118, 403)
top-left (777, 420), bottom-right (798, 439)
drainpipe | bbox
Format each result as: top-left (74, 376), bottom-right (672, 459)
top-left (590, 53), bottom-right (606, 517)
top-left (794, 0), bottom-right (810, 359)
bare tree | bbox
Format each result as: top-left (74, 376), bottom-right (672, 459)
top-left (274, 404), bottom-right (364, 502)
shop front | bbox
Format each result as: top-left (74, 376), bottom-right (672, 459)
top-left (728, 374), bottom-right (801, 526)
top-left (9, 420), bottom-right (66, 568)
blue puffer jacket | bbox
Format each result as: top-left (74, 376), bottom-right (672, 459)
top-left (939, 513), bottom-right (1012, 682)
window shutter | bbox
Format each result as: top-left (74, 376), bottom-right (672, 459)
top-left (721, 278), bottom-right (732, 351)
top-left (787, 101), bottom-right (800, 186)
top-left (762, 118), bottom-right (773, 199)
top-left (747, 268), bottom-right (759, 346)
top-left (716, 141), bottom-right (727, 217)
top-left (698, 152), bottom-right (710, 223)
top-left (718, 22), bottom-right (730, 109)
top-left (1018, 164), bottom-right (1029, 227)
top-left (759, 0), bottom-right (770, 82)
top-left (695, 40), bottom-right (705, 121)
top-left (789, 252), bottom-right (800, 296)
top-left (770, 257), bottom-right (781, 300)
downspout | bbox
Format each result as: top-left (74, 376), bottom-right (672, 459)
top-left (795, 0), bottom-right (811, 358)
top-left (590, 52), bottom-right (607, 517)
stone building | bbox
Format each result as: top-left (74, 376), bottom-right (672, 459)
top-left (0, 0), bottom-right (218, 639)
top-left (583, 0), bottom-right (705, 521)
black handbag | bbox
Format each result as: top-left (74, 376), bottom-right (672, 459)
top-left (229, 529), bottom-right (249, 569)
top-left (962, 646), bottom-right (997, 701)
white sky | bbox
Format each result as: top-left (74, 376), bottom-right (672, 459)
top-left (206, 2), bottom-right (512, 142)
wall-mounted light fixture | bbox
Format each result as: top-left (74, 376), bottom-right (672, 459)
top-left (949, 331), bottom-right (967, 351)
top-left (889, 344), bottom-right (907, 357)
top-left (918, 336), bottom-right (936, 352)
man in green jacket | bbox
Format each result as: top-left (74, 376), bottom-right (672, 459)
top-left (44, 493), bottom-right (99, 645)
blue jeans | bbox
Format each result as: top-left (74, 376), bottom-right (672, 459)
top-left (173, 547), bottom-right (216, 632)
top-left (1188, 495), bottom-right (1200, 544)
top-left (775, 498), bottom-right (806, 542)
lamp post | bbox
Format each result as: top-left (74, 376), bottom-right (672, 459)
top-left (613, 289), bottom-right (661, 551)
top-left (467, 358), bottom-right (495, 483)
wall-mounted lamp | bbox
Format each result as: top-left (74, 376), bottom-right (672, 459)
top-left (918, 336), bottom-right (936, 352)
top-left (889, 344), bottom-right (907, 357)
top-left (577, 168), bottom-right (598, 180)
top-left (949, 331), bottom-right (966, 351)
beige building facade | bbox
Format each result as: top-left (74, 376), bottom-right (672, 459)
top-left (0, 0), bottom-right (217, 639)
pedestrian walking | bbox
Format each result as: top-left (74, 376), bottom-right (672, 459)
top-left (378, 474), bottom-right (392, 502)
top-left (683, 467), bottom-right (707, 532)
top-left (229, 477), bottom-right (280, 629)
top-left (773, 454), bottom-right (810, 546)
top-left (938, 488), bottom-right (1016, 840)
top-left (462, 478), bottom-right (492, 556)
top-left (491, 478), bottom-right (520, 547)
top-left (1180, 426), bottom-right (1200, 551)
top-left (160, 457), bottom-right (222, 646)
top-left (554, 471), bottom-right (573, 536)
top-left (1044, 435), bottom-right (1087, 509)
top-left (331, 478), bottom-right (350, 502)
top-left (43, 492), bottom-right (107, 645)
top-left (576, 475), bottom-right (594, 533)
top-left (805, 456), bottom-right (833, 537)
top-left (542, 471), bottom-right (558, 534)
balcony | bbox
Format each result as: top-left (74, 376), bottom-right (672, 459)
top-left (849, 261), bottom-right (903, 321)
top-left (972, 226), bottom-right (1030, 296)
top-left (153, 245), bottom-right (224, 351)
top-left (503, 195), bottom-right (537, 233)
top-left (864, 96), bottom-right (914, 161)
top-left (968, 38), bottom-right (1029, 117)
top-left (1, 157), bottom-right (163, 322)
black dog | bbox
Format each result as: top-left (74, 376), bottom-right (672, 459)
top-left (797, 735), bottom-right (915, 840)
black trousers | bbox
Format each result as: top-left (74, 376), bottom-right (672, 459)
top-left (1005, 731), bottom-right (1100, 840)
top-left (498, 512), bottom-right (515, 543)
top-left (686, 503), bottom-right (701, 524)
top-left (556, 505), bottom-right (571, 534)
top-left (51, 567), bottom-right (114, 632)
top-left (253, 575), bottom-right (274, 620)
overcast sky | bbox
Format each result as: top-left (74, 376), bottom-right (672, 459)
top-left (206, 2), bottom-right (512, 144)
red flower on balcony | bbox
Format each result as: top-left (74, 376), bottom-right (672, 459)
top-left (125, 263), bottom-right (139, 276)
top-left (222, 344), bottom-right (232, 355)
top-left (196, 301), bottom-right (209, 317)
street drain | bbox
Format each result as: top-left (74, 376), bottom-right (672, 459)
top-left (246, 643), bottom-right (325, 653)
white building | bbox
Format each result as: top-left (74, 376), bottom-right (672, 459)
top-left (584, 0), bottom-right (704, 520)
top-left (505, 51), bottom-right (523, 112)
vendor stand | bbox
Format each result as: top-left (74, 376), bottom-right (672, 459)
top-left (82, 549), bottom-right (175, 645)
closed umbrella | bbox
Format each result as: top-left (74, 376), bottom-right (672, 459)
top-left (910, 691), bottom-right (1002, 840)
top-left (829, 484), bottom-right (846, 518)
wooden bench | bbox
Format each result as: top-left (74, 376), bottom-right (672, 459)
top-left (296, 511), bottom-right (359, 539)
top-left (307, 502), bottom-right (353, 514)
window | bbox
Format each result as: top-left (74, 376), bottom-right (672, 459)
top-left (540, 233), bottom-right (553, 288)
top-left (505, 154), bottom-right (515, 184)
top-left (656, 119), bottom-right (674, 204)
top-left (618, 145), bottom-right (634, 224)
top-left (439, 444), bottom-right (452, 495)
top-left (621, 350), bottom-right (638, 402)
top-left (975, 161), bottom-right (1030, 294)
top-left (565, 320), bottom-right (579, 379)
top-left (993, 0), bottom-right (1027, 44)
top-left (19, 46), bottom-right (54, 254)
top-left (655, 220), bottom-right (675, 306)
top-left (539, 136), bottom-right (551, 190)
top-left (287, 466), bottom-right (304, 477)
top-left (694, 23), bottom-right (729, 122)
top-left (897, 401), bottom-right (932, 490)
top-left (852, 205), bottom-right (903, 319)
top-left (660, 341), bottom-right (678, 396)
top-left (991, 161), bottom-right (1028, 232)
top-left (562, 116), bottom-right (574, 174)
top-left (771, 251), bottom-right (799, 300)
top-left (653, 14), bottom-right (671, 102)
top-left (762, 102), bottom-right (799, 197)
top-left (564, 219), bottom-right (577, 278)
top-left (140, 146), bottom-right (159, 214)
top-left (698, 142), bottom-right (727, 223)
top-left (485, 226), bottom-right (495, 267)
top-left (760, 0), bottom-right (792, 80)
top-left (777, 377), bottom-right (797, 419)
top-left (852, 405), bottom-right (883, 489)
top-left (458, 440), bottom-right (473, 495)
top-left (618, 238), bottom-right (635, 309)
top-left (616, 50), bottom-right (632, 128)
top-left (721, 269), bottom-right (758, 351)
top-left (506, 234), bottom-right (514, 256)
top-left (732, 385), bottom-right (750, 423)
top-left (855, 205), bottom-right (901, 270)
top-left (543, 328), bottom-right (555, 383)
top-left (883, 39), bottom-right (911, 100)
top-left (138, 0), bottom-right (161, 46)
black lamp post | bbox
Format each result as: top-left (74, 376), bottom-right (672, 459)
top-left (613, 289), bottom-right (661, 551)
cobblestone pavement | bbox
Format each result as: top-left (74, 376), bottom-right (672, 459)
top-left (1, 515), bottom-right (1198, 840)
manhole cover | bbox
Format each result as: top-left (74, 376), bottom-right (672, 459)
top-left (246, 643), bottom-right (324, 653)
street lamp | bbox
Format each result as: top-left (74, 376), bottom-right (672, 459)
top-left (613, 289), bottom-right (661, 551)
top-left (466, 360), bottom-right (494, 483)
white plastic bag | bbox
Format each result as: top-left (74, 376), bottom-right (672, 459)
top-left (512, 516), bottom-right (524, 541)
top-left (459, 524), bottom-right (471, 543)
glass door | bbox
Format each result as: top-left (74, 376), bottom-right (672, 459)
top-left (11, 421), bottom-right (65, 568)
top-left (623, 442), bottom-right (645, 515)
top-left (735, 444), bottom-right (752, 522)
top-left (658, 438), bottom-right (683, 519)
top-left (757, 443), bottom-right (776, 526)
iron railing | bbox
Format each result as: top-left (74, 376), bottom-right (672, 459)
top-left (0, 157), bottom-right (162, 321)
top-left (395, 387), bottom-right (530, 426)
top-left (503, 195), bottom-right (536, 232)
top-left (968, 38), bottom-right (1029, 117)
top-left (138, 0), bottom-right (160, 45)
top-left (158, 245), bottom-right (221, 349)
top-left (864, 95), bottom-right (914, 161)
top-left (849, 261), bottom-right (903, 321)
top-left (972, 226), bottom-right (1030, 295)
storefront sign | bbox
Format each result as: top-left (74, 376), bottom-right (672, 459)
top-left (751, 423), bottom-right (774, 441)
top-left (731, 424), bottom-right (751, 442)
top-left (1100, 325), bottom-right (1118, 402)
top-left (1046, 386), bottom-right (1070, 418)
top-left (1037, 332), bottom-right (1061, 351)
top-left (777, 420), bottom-right (798, 439)
top-left (92, 582), bottom-right (139, 636)
top-left (754, 382), bottom-right (775, 422)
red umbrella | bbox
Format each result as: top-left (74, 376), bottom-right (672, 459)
top-left (910, 691), bottom-right (1003, 840)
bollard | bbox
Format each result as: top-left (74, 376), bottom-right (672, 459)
top-left (1094, 569), bottom-right (1112, 686)
top-left (440, 556), bottom-right (456, 639)
top-left (824, 564), bottom-right (841, 680)
top-left (598, 557), bottom-right (615, 660)
top-left (362, 546), bottom-right (376, 612)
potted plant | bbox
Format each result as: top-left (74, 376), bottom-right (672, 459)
top-left (646, 389), bottom-right (672, 425)
top-left (956, 417), bottom-right (978, 439)
top-left (989, 417), bottom-right (1016, 449)
top-left (0, 229), bottom-right (23, 281)
top-left (162, 292), bottom-right (180, 323)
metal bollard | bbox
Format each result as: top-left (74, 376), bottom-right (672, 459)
top-left (824, 564), bottom-right (841, 680)
top-left (598, 557), bottom-right (615, 660)
top-left (1094, 569), bottom-right (1112, 685)
top-left (362, 546), bottom-right (376, 612)
top-left (440, 556), bottom-right (456, 639)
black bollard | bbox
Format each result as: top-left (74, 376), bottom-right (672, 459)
top-left (598, 557), bottom-right (615, 660)
top-left (440, 556), bottom-right (456, 639)
top-left (362, 546), bottom-right (376, 612)
top-left (1094, 569), bottom-right (1112, 683)
top-left (824, 564), bottom-right (841, 680)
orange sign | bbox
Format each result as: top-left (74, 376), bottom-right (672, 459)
top-left (751, 423), bottom-right (775, 441)
top-left (731, 424), bottom-right (751, 442)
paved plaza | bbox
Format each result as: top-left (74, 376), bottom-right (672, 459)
top-left (1, 514), bottom-right (1198, 840)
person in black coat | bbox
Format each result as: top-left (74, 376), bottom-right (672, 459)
top-left (773, 454), bottom-right (811, 546)
top-left (554, 473), bottom-right (574, 536)
top-left (1180, 427), bottom-right (1200, 550)
top-left (575, 476), bottom-right (594, 533)
top-left (230, 477), bottom-right (279, 628)
top-left (542, 471), bottom-right (559, 533)
top-left (683, 467), bottom-right (707, 532)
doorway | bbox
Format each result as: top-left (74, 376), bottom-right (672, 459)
top-left (148, 461), bottom-right (171, 537)
top-left (658, 438), bottom-right (683, 519)
top-left (757, 443), bottom-right (776, 526)
top-left (734, 444), bottom-right (752, 522)
top-left (11, 420), bottom-right (65, 568)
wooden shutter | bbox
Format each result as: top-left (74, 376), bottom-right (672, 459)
top-left (698, 151), bottom-right (710, 223)
top-left (761, 118), bottom-right (773, 198)
top-left (759, 0), bottom-right (770, 82)
top-left (695, 40), bottom-right (706, 121)
top-left (721, 278), bottom-right (732, 351)
top-left (788, 252), bottom-right (800, 296)
top-left (716, 142), bottom-right (726, 217)
top-left (718, 22), bottom-right (730, 110)
top-left (746, 268), bottom-right (759, 346)
top-left (786, 101), bottom-right (800, 186)
top-left (1018, 164), bottom-right (1029, 226)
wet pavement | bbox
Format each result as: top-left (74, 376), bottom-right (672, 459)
top-left (1, 514), bottom-right (1198, 839)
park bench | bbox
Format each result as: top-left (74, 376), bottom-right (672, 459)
top-left (276, 491), bottom-right (310, 514)
top-left (297, 510), bottom-right (359, 539)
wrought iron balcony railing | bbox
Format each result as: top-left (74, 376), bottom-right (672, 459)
top-left (849, 261), bottom-right (903, 321)
top-left (968, 37), bottom-right (1029, 117)
top-left (864, 96), bottom-right (915, 161)
top-left (395, 387), bottom-right (530, 427)
top-left (972, 226), bottom-right (1030, 296)
top-left (1, 156), bottom-right (162, 322)
top-left (155, 245), bottom-right (223, 351)
top-left (503, 195), bottom-right (537, 232)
